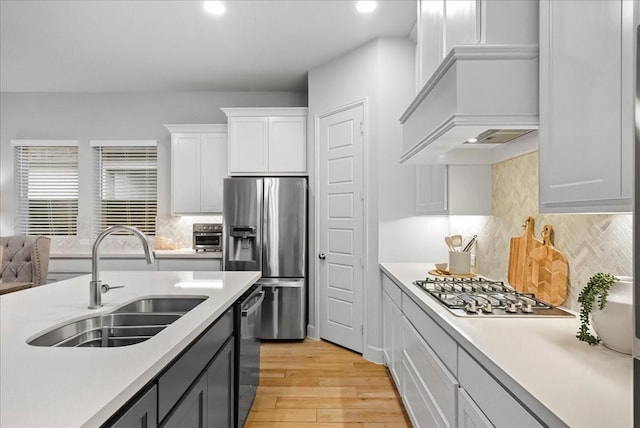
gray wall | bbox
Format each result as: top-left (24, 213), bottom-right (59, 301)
top-left (0, 91), bottom-right (307, 235)
top-left (308, 37), bottom-right (447, 362)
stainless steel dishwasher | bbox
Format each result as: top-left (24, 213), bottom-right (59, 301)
top-left (235, 284), bottom-right (264, 428)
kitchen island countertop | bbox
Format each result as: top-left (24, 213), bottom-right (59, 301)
top-left (0, 270), bottom-right (260, 427)
top-left (380, 262), bottom-right (632, 428)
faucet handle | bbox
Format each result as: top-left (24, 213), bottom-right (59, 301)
top-left (101, 283), bottom-right (125, 293)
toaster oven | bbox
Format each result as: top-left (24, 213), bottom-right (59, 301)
top-left (193, 223), bottom-right (223, 252)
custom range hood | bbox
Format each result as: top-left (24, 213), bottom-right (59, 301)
top-left (400, 44), bottom-right (539, 165)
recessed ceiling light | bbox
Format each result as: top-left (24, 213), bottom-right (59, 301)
top-left (467, 138), bottom-right (478, 143)
top-left (356, 1), bottom-right (377, 13)
top-left (203, 1), bottom-right (225, 15)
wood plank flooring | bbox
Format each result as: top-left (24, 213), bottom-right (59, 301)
top-left (245, 338), bottom-right (412, 428)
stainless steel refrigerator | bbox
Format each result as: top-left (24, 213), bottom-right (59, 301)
top-left (223, 177), bottom-right (307, 340)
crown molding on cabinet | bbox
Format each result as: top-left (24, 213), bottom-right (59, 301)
top-left (220, 107), bottom-right (308, 117)
top-left (163, 124), bottom-right (227, 133)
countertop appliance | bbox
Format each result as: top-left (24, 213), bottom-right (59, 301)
top-left (193, 223), bottom-right (223, 252)
top-left (223, 177), bottom-right (307, 340)
top-left (234, 284), bottom-right (264, 428)
top-left (414, 276), bottom-right (574, 317)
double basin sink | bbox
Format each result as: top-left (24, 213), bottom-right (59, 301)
top-left (28, 297), bottom-right (207, 348)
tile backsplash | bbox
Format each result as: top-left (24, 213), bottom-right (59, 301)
top-left (449, 151), bottom-right (633, 312)
top-left (50, 215), bottom-right (221, 254)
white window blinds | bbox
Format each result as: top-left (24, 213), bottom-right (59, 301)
top-left (13, 141), bottom-right (79, 236)
top-left (92, 141), bottom-right (157, 236)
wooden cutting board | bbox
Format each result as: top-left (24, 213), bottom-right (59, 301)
top-left (527, 225), bottom-right (568, 305)
top-left (507, 216), bottom-right (542, 292)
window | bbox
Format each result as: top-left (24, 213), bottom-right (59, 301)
top-left (13, 140), bottom-right (79, 236)
top-left (92, 140), bottom-right (157, 236)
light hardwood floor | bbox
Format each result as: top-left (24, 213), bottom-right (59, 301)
top-left (245, 338), bottom-right (412, 428)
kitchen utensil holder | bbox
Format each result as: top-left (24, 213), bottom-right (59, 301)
top-left (449, 251), bottom-right (471, 275)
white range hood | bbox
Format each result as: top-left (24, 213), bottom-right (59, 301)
top-left (400, 44), bottom-right (539, 165)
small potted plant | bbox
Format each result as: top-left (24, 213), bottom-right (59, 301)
top-left (577, 272), bottom-right (633, 354)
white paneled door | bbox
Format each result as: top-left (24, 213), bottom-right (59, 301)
top-left (318, 103), bottom-right (364, 353)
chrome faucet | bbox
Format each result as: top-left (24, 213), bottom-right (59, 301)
top-left (89, 225), bottom-right (156, 309)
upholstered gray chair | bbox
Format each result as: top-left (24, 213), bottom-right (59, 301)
top-left (0, 235), bottom-right (51, 286)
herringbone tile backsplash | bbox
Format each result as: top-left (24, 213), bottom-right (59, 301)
top-left (449, 151), bottom-right (633, 312)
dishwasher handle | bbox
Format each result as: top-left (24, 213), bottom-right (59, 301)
top-left (242, 291), bottom-right (265, 317)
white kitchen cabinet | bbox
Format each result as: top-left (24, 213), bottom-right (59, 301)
top-left (416, 0), bottom-right (444, 89)
top-left (416, 165), bottom-right (492, 215)
top-left (382, 274), bottom-right (403, 388)
top-left (415, 0), bottom-right (536, 89)
top-left (458, 388), bottom-right (493, 428)
top-left (443, 0), bottom-right (480, 55)
top-left (401, 358), bottom-right (444, 428)
top-left (381, 269), bottom-right (548, 428)
top-left (539, 0), bottom-right (634, 213)
top-left (416, 0), bottom-right (481, 90)
top-left (222, 108), bottom-right (308, 175)
top-left (402, 316), bottom-right (458, 428)
top-left (165, 124), bottom-right (228, 215)
top-left (458, 349), bottom-right (542, 428)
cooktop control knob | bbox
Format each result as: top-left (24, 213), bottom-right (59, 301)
top-left (521, 302), bottom-right (534, 313)
top-left (464, 301), bottom-right (478, 314)
top-left (481, 302), bottom-right (493, 314)
top-left (505, 302), bottom-right (519, 313)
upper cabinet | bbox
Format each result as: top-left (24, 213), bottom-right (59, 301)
top-left (415, 164), bottom-right (492, 215)
top-left (222, 108), bottom-right (308, 175)
top-left (538, 0), bottom-right (635, 213)
top-left (417, 0), bottom-right (480, 89)
top-left (165, 124), bottom-right (228, 215)
top-left (402, 0), bottom-right (539, 165)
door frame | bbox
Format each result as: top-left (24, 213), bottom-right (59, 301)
top-left (313, 97), bottom-right (370, 351)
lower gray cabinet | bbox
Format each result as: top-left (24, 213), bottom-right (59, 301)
top-left (207, 338), bottom-right (235, 427)
top-left (108, 385), bottom-right (158, 428)
top-left (107, 309), bottom-right (236, 428)
top-left (162, 338), bottom-right (235, 428)
top-left (162, 375), bottom-right (208, 428)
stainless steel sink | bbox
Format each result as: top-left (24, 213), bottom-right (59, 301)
top-left (113, 297), bottom-right (206, 314)
top-left (28, 296), bottom-right (207, 348)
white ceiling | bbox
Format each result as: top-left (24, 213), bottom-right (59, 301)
top-left (0, 0), bottom-right (416, 93)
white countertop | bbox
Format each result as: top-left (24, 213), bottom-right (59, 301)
top-left (0, 270), bottom-right (260, 427)
top-left (380, 262), bottom-right (633, 428)
top-left (51, 249), bottom-right (223, 259)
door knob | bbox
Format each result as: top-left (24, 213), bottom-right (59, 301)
top-left (318, 253), bottom-right (326, 260)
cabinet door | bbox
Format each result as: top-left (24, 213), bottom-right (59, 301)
top-left (458, 388), bottom-right (493, 428)
top-left (415, 165), bottom-right (447, 215)
top-left (417, 0), bottom-right (444, 88)
top-left (200, 132), bottom-right (227, 213)
top-left (268, 116), bottom-right (306, 173)
top-left (228, 117), bottom-right (268, 173)
top-left (172, 133), bottom-right (201, 214)
top-left (539, 0), bottom-right (632, 212)
top-left (207, 338), bottom-right (235, 428)
top-left (162, 374), bottom-right (208, 428)
top-left (443, 0), bottom-right (480, 54)
top-left (108, 385), bottom-right (157, 428)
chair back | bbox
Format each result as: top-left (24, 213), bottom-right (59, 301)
top-left (0, 236), bottom-right (51, 286)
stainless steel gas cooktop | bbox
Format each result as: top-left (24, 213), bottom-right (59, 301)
top-left (413, 276), bottom-right (574, 317)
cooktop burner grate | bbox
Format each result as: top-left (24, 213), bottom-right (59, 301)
top-left (413, 276), bottom-right (574, 317)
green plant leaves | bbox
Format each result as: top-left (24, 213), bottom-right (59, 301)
top-left (576, 272), bottom-right (618, 345)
